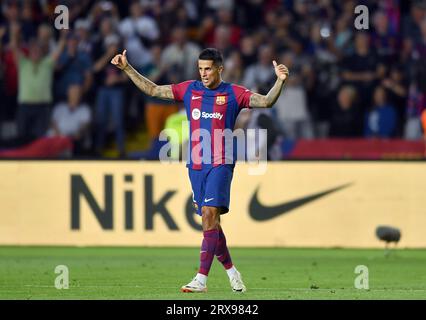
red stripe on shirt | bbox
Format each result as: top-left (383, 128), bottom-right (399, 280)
top-left (212, 93), bottom-right (228, 166)
top-left (190, 90), bottom-right (204, 170)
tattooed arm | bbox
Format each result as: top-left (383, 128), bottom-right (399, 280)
top-left (111, 50), bottom-right (174, 100)
top-left (123, 63), bottom-right (174, 100)
top-left (249, 60), bottom-right (289, 108)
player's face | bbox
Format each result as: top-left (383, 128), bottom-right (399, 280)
top-left (198, 59), bottom-right (223, 89)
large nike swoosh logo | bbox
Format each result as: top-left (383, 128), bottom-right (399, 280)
top-left (249, 183), bottom-right (353, 221)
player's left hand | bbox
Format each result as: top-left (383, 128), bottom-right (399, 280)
top-left (273, 60), bottom-right (289, 81)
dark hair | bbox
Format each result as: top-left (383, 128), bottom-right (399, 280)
top-left (198, 48), bottom-right (223, 66)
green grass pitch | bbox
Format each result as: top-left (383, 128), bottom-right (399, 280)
top-left (1, 247), bottom-right (425, 300)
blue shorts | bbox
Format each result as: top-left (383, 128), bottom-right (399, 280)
top-left (188, 165), bottom-right (234, 216)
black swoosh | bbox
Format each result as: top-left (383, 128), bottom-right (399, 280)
top-left (249, 183), bottom-right (353, 221)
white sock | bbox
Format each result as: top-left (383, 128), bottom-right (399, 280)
top-left (226, 266), bottom-right (238, 278)
top-left (196, 273), bottom-right (207, 286)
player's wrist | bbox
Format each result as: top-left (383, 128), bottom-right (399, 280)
top-left (122, 64), bottom-right (130, 72)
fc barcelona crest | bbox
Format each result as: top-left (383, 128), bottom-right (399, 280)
top-left (216, 96), bottom-right (226, 105)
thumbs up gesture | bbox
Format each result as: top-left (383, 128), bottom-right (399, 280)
top-left (111, 49), bottom-right (128, 70)
top-left (273, 60), bottom-right (289, 81)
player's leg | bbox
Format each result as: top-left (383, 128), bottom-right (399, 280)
top-left (181, 165), bottom-right (246, 293)
top-left (181, 168), bottom-right (209, 293)
top-left (216, 225), bottom-right (232, 270)
top-left (181, 205), bottom-right (220, 293)
top-left (198, 205), bottom-right (221, 274)
top-left (203, 165), bottom-right (246, 292)
top-left (201, 165), bottom-right (234, 272)
top-left (216, 224), bottom-right (246, 292)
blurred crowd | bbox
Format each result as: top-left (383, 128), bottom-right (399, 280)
top-left (0, 0), bottom-right (425, 158)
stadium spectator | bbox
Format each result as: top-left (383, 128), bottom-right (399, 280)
top-left (215, 8), bottom-right (241, 48)
top-left (364, 86), bottom-right (397, 138)
top-left (273, 51), bottom-right (314, 139)
top-left (308, 21), bottom-right (339, 63)
top-left (196, 14), bottom-right (215, 45)
top-left (341, 32), bottom-right (380, 110)
top-left (212, 24), bottom-right (235, 58)
top-left (10, 23), bottom-right (66, 143)
top-left (93, 17), bottom-right (127, 157)
top-left (74, 19), bottom-right (94, 56)
top-left (0, 5), bottom-right (20, 124)
top-left (239, 34), bottom-right (257, 67)
top-left (222, 50), bottom-right (244, 84)
top-left (401, 0), bottom-right (426, 44)
top-left (382, 65), bottom-right (408, 136)
top-left (19, 1), bottom-right (37, 42)
top-left (88, 0), bottom-right (121, 35)
top-left (404, 73), bottom-right (426, 140)
top-left (118, 0), bottom-right (159, 71)
top-left (161, 26), bottom-right (201, 82)
top-left (243, 44), bottom-right (276, 93)
top-left (371, 10), bottom-right (400, 65)
top-left (143, 44), bottom-right (179, 142)
top-left (329, 85), bottom-right (362, 137)
top-left (55, 32), bottom-right (93, 101)
top-left (334, 15), bottom-right (353, 56)
top-left (47, 84), bottom-right (91, 155)
top-left (246, 108), bottom-right (284, 161)
top-left (37, 24), bottom-right (56, 56)
top-left (412, 17), bottom-right (426, 60)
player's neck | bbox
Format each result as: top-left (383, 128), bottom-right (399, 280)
top-left (203, 79), bottom-right (223, 90)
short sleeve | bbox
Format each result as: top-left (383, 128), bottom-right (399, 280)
top-left (231, 84), bottom-right (253, 109)
top-left (171, 80), bottom-right (194, 102)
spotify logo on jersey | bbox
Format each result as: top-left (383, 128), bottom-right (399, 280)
top-left (192, 108), bottom-right (201, 120)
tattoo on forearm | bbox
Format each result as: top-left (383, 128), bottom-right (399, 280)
top-left (265, 79), bottom-right (285, 107)
top-left (153, 85), bottom-right (174, 100)
top-left (124, 64), bottom-right (155, 95)
top-left (249, 93), bottom-right (268, 108)
top-left (124, 64), bottom-right (174, 100)
top-left (249, 78), bottom-right (285, 108)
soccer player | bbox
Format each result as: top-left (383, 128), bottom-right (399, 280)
top-left (111, 48), bottom-right (289, 293)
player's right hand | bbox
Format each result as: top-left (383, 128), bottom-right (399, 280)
top-left (111, 49), bottom-right (128, 70)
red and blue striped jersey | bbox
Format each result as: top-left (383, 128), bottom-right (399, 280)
top-left (172, 80), bottom-right (253, 170)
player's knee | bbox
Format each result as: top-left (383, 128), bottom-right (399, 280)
top-left (201, 206), bottom-right (220, 230)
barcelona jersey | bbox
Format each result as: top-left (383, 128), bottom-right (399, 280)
top-left (171, 80), bottom-right (253, 170)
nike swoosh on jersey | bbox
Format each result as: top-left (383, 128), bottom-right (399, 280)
top-left (249, 183), bottom-right (353, 221)
top-left (192, 96), bottom-right (202, 100)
